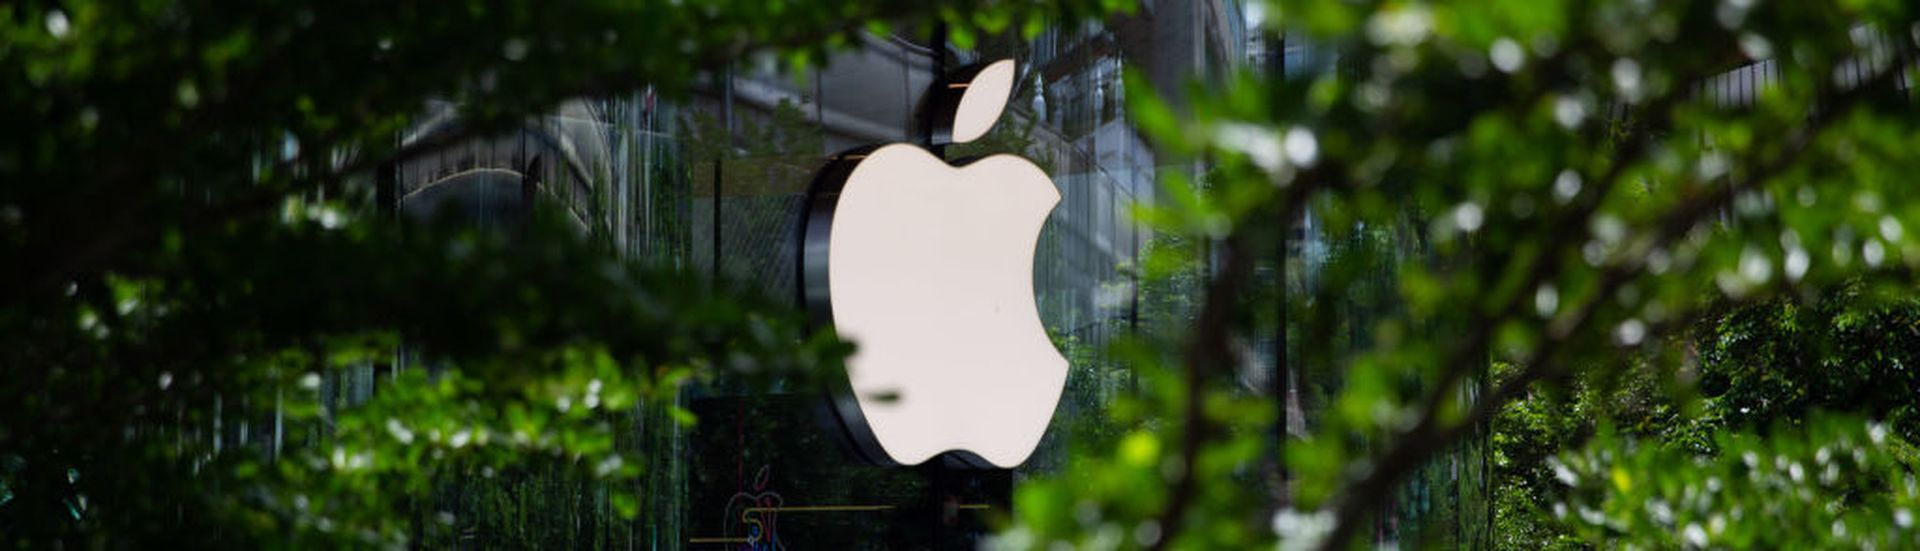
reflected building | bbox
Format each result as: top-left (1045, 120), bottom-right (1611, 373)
top-left (365, 1), bottom-right (1491, 547)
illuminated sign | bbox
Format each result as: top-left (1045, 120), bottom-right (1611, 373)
top-left (800, 59), bottom-right (1067, 468)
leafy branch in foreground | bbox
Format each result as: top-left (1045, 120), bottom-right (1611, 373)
top-left (1324, 48), bottom-right (1919, 550)
top-left (1, 0), bottom-right (1129, 304)
top-left (999, 0), bottom-right (1920, 549)
top-left (0, 214), bottom-right (847, 545)
top-left (3, 0), bottom-right (1138, 546)
top-left (1552, 414), bottom-right (1920, 548)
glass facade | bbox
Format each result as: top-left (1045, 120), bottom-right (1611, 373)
top-left (1266, 38), bottom-right (1491, 548)
top-left (355, 2), bottom-right (1491, 547)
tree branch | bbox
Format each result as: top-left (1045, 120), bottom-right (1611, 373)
top-left (1150, 168), bottom-right (1330, 550)
top-left (1312, 49), bottom-right (1910, 551)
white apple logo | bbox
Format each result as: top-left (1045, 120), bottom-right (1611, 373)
top-left (800, 59), bottom-right (1067, 469)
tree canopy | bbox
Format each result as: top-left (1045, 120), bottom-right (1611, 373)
top-left (5, 0), bottom-right (1920, 549)
top-left (997, 0), bottom-right (1920, 549)
top-left (0, 0), bottom-right (1122, 545)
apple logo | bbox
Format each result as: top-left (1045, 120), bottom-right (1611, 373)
top-left (799, 59), bottom-right (1068, 469)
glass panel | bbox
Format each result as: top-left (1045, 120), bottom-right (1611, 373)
top-left (361, 7), bottom-right (1491, 548)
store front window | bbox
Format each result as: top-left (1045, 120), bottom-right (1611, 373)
top-left (369, 4), bottom-right (1486, 547)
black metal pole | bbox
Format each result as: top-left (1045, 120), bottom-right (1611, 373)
top-left (1269, 30), bottom-right (1293, 510)
top-left (715, 63), bottom-right (732, 284)
top-left (376, 160), bottom-right (397, 220)
top-left (925, 22), bottom-right (947, 154)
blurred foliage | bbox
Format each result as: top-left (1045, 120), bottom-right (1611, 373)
top-left (0, 0), bottom-right (1132, 547)
top-left (1555, 415), bottom-right (1920, 548)
top-left (995, 228), bottom-right (1273, 550)
top-left (8, 0), bottom-right (1920, 548)
top-left (0, 210), bottom-right (851, 546)
top-left (992, 0), bottom-right (1920, 549)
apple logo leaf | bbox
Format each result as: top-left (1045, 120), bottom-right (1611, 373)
top-left (934, 59), bottom-right (1017, 144)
